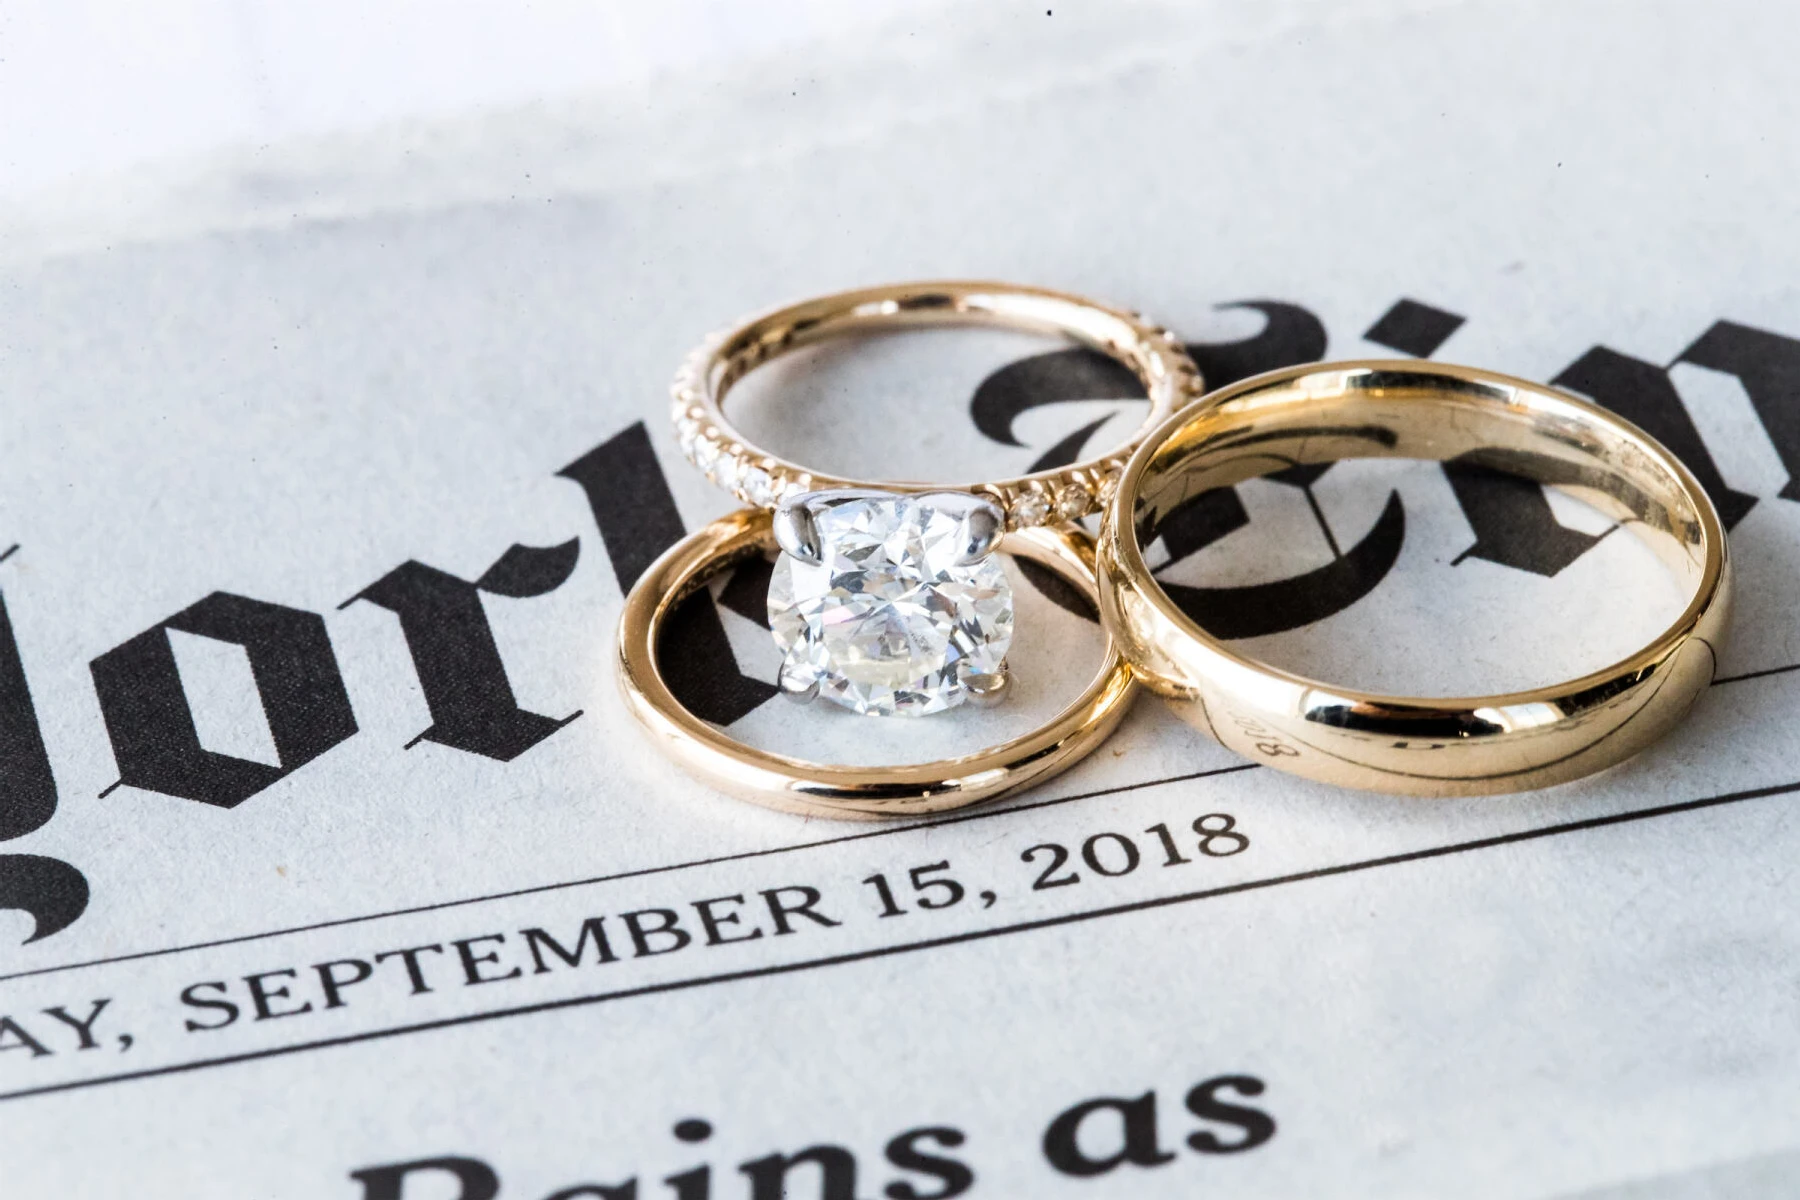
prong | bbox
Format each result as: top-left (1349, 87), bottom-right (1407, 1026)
top-left (962, 666), bottom-right (1011, 708)
top-left (922, 492), bottom-right (1006, 565)
top-left (778, 644), bottom-right (821, 704)
top-left (774, 489), bottom-right (896, 561)
top-left (957, 502), bottom-right (1004, 565)
top-left (772, 499), bottom-right (822, 563)
top-left (780, 675), bottom-right (820, 705)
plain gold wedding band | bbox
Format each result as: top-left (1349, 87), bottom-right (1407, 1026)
top-left (1097, 360), bottom-right (1732, 796)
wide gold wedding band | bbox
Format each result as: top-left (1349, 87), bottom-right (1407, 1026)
top-left (617, 507), bottom-right (1136, 819)
top-left (1098, 360), bottom-right (1732, 796)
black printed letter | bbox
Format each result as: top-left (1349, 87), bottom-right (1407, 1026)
top-left (91, 592), bottom-right (357, 807)
top-left (350, 1157), bottom-right (500, 1200)
top-left (347, 541), bottom-right (581, 761)
top-left (1042, 1092), bottom-right (1175, 1177)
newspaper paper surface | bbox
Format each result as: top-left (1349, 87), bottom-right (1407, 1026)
top-left (3, 1), bottom-right (1799, 1195)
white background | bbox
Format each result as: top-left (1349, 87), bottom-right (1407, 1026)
top-left (0, 0), bottom-right (915, 197)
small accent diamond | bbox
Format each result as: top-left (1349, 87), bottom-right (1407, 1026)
top-left (709, 450), bottom-right (743, 490)
top-left (1055, 483), bottom-right (1092, 521)
top-left (1010, 490), bottom-right (1052, 528)
top-left (689, 432), bottom-right (721, 473)
top-left (740, 464), bottom-right (777, 507)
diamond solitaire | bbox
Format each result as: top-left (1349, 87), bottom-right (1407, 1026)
top-left (767, 490), bottom-right (1015, 717)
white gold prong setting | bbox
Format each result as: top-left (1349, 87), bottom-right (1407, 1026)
top-left (767, 490), bottom-right (1015, 717)
top-left (778, 647), bottom-right (822, 704)
top-left (779, 676), bottom-right (821, 705)
top-left (772, 499), bottom-right (822, 564)
top-left (917, 491), bottom-right (1006, 566)
top-left (961, 667), bottom-right (1012, 708)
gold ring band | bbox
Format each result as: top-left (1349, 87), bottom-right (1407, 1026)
top-left (1098, 360), bottom-right (1732, 796)
top-left (669, 280), bottom-right (1203, 528)
top-left (617, 507), bottom-right (1137, 818)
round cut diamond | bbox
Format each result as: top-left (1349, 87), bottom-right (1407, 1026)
top-left (1010, 489), bottom-right (1052, 527)
top-left (675, 417), bottom-right (702, 459)
top-left (709, 450), bottom-right (743, 491)
top-left (739, 464), bottom-right (777, 507)
top-left (1055, 482), bottom-right (1092, 521)
top-left (768, 493), bottom-right (1014, 716)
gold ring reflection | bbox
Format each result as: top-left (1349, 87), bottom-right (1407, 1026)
top-left (1097, 360), bottom-right (1732, 796)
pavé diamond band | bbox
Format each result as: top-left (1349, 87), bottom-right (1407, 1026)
top-left (617, 507), bottom-right (1136, 818)
top-left (1097, 360), bottom-right (1732, 797)
top-left (669, 280), bottom-right (1202, 526)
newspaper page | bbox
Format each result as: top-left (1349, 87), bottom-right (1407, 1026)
top-left (3, 1), bottom-right (1798, 1195)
